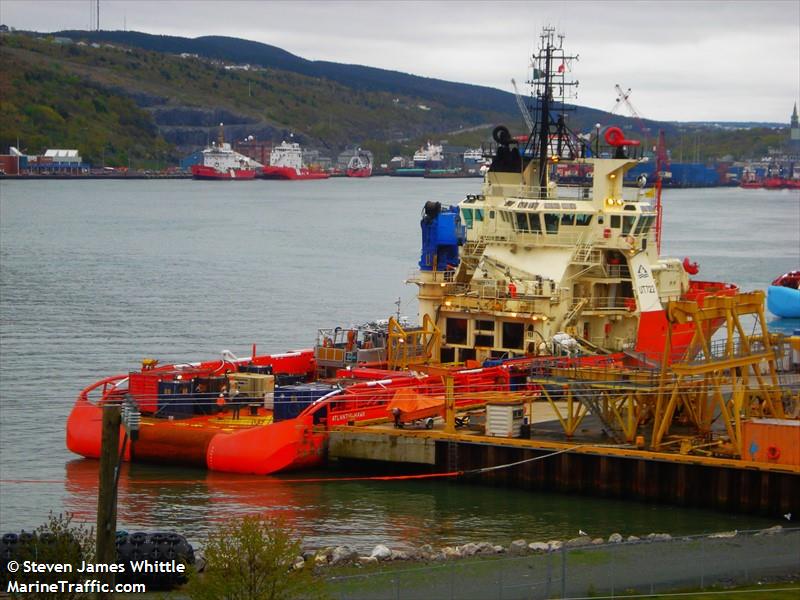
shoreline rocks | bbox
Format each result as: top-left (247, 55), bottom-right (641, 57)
top-left (300, 528), bottom-right (784, 570)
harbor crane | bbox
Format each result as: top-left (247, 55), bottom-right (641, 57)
top-left (611, 85), bottom-right (648, 128)
top-left (511, 78), bottom-right (535, 133)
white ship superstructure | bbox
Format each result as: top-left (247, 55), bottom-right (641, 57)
top-left (201, 142), bottom-right (260, 170)
top-left (409, 29), bottom-right (730, 366)
top-left (413, 141), bottom-right (444, 168)
top-left (269, 141), bottom-right (304, 173)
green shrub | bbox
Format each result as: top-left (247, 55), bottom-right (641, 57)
top-left (187, 515), bottom-right (326, 600)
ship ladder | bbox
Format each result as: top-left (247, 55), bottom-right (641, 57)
top-left (459, 240), bottom-right (486, 269)
top-left (572, 383), bottom-right (626, 444)
top-left (563, 298), bottom-right (589, 328)
top-left (572, 243), bottom-right (600, 264)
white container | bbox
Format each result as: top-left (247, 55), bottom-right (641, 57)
top-left (226, 373), bottom-right (275, 409)
top-left (486, 402), bottom-right (524, 437)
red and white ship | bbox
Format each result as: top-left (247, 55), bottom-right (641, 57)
top-left (190, 124), bottom-right (260, 180)
top-left (261, 141), bottom-right (329, 180)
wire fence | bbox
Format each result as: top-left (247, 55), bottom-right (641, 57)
top-left (326, 528), bottom-right (800, 600)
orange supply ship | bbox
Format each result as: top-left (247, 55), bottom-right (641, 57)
top-left (68, 30), bottom-right (749, 476)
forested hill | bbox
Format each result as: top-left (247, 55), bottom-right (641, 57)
top-left (55, 30), bottom-right (521, 114)
top-left (1, 29), bottom-right (789, 167)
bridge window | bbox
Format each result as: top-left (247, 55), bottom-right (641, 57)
top-left (462, 209), bottom-right (474, 229)
top-left (610, 215), bottom-right (621, 228)
top-left (636, 215), bottom-right (656, 235)
top-left (575, 214), bottom-right (593, 226)
top-left (475, 319), bottom-right (495, 331)
top-left (622, 216), bottom-right (637, 235)
top-left (530, 213), bottom-right (542, 233)
top-left (502, 322), bottom-right (524, 350)
top-left (475, 334), bottom-right (494, 347)
top-left (460, 348), bottom-right (476, 362)
top-left (544, 213), bottom-right (560, 234)
top-left (440, 347), bottom-right (455, 363)
top-left (515, 211), bottom-right (530, 232)
top-left (561, 213), bottom-right (575, 226)
top-left (446, 317), bottom-right (468, 345)
top-left (475, 209), bottom-right (484, 222)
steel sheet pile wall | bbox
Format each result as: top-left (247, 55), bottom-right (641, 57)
top-left (436, 441), bottom-right (799, 517)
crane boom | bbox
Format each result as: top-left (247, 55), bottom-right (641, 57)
top-left (511, 78), bottom-right (535, 132)
top-left (614, 84), bottom-right (645, 121)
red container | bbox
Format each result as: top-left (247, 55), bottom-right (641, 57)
top-left (0, 155), bottom-right (19, 175)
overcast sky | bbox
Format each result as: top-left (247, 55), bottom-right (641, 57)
top-left (2, 0), bottom-right (798, 122)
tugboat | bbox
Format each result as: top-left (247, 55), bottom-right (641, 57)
top-left (67, 29), bottom-right (740, 475)
top-left (261, 141), bottom-right (330, 180)
top-left (346, 152), bottom-right (372, 178)
top-left (190, 124), bottom-right (260, 180)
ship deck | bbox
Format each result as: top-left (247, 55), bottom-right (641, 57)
top-left (328, 397), bottom-right (799, 475)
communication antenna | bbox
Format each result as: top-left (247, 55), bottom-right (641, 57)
top-left (525, 26), bottom-right (580, 192)
top-left (395, 297), bottom-right (401, 322)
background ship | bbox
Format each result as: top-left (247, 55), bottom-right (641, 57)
top-left (190, 124), bottom-right (260, 180)
top-left (346, 151), bottom-right (372, 177)
top-left (261, 141), bottom-right (330, 180)
top-left (413, 141), bottom-right (444, 169)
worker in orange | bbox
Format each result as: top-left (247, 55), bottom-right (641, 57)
top-left (508, 280), bottom-right (517, 298)
top-left (216, 386), bottom-right (227, 412)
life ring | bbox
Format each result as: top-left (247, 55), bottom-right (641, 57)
top-left (766, 445), bottom-right (781, 460)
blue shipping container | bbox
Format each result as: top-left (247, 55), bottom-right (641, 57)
top-left (273, 383), bottom-right (336, 422)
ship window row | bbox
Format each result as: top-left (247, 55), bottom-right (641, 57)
top-left (444, 317), bottom-right (526, 351)
top-left (502, 211), bottom-right (593, 234)
top-left (461, 208), bottom-right (484, 229)
top-left (609, 214), bottom-right (656, 236)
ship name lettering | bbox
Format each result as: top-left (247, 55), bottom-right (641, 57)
top-left (639, 285), bottom-right (657, 294)
top-left (544, 202), bottom-right (560, 209)
top-left (331, 411), bottom-right (366, 423)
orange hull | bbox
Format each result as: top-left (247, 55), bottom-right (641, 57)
top-left (66, 351), bottom-right (320, 474)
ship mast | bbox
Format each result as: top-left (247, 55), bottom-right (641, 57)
top-left (525, 28), bottom-right (580, 193)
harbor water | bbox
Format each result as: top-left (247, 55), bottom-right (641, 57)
top-left (1, 179), bottom-right (798, 551)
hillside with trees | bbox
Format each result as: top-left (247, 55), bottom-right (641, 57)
top-left (0, 30), bottom-right (790, 167)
